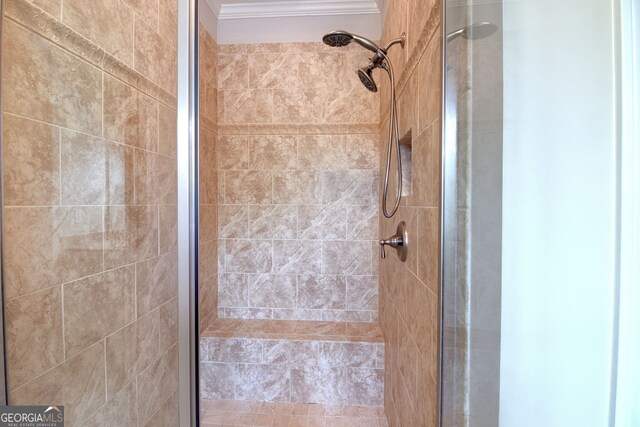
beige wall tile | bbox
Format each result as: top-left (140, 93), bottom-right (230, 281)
top-left (136, 252), bottom-right (178, 316)
top-left (218, 135), bottom-right (248, 170)
top-left (297, 205), bottom-right (346, 240)
top-left (159, 204), bottom-right (178, 254)
top-left (250, 205), bottom-right (296, 239)
top-left (29, 0), bottom-right (61, 18)
top-left (134, 18), bottom-right (176, 94)
top-left (123, 0), bottom-right (158, 30)
top-left (158, 104), bottom-right (177, 157)
top-left (159, 0), bottom-right (178, 48)
top-left (219, 89), bottom-right (273, 124)
top-left (82, 381), bottom-right (138, 427)
top-left (417, 207), bottom-right (440, 292)
top-left (273, 171), bottom-right (321, 205)
top-left (6, 287), bottom-right (63, 391)
top-left (106, 310), bottom-right (160, 397)
top-left (224, 171), bottom-right (272, 204)
top-left (62, 0), bottom-right (134, 65)
top-left (273, 240), bottom-right (321, 274)
top-left (322, 241), bottom-right (372, 275)
top-left (3, 114), bottom-right (60, 206)
top-left (273, 89), bottom-right (324, 124)
top-left (104, 205), bottom-right (159, 269)
top-left (159, 299), bottom-right (178, 351)
top-left (61, 130), bottom-right (106, 205)
top-left (4, 207), bottom-right (103, 299)
top-left (249, 274), bottom-right (296, 309)
top-left (3, 21), bottom-right (102, 136)
top-left (418, 31), bottom-right (443, 134)
top-left (104, 75), bottom-right (159, 151)
top-left (136, 346), bottom-right (178, 424)
top-left (11, 342), bottom-right (106, 426)
top-left (106, 141), bottom-right (135, 205)
top-left (297, 275), bottom-right (346, 310)
top-left (249, 135), bottom-right (297, 170)
top-left (64, 266), bottom-right (135, 356)
top-left (143, 391), bottom-right (178, 427)
top-left (225, 240), bottom-right (273, 274)
top-left (218, 54), bottom-right (249, 90)
top-left (248, 53), bottom-right (300, 89)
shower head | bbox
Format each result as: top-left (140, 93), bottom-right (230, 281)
top-left (357, 66), bottom-right (378, 93)
top-left (446, 21), bottom-right (498, 42)
top-left (322, 30), bottom-right (381, 53)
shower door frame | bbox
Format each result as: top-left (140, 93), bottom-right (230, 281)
top-left (0, 0), bottom-right (8, 407)
top-left (177, 0), bottom-right (200, 424)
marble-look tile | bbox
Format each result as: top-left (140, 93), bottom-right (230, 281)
top-left (6, 286), bottom-right (63, 391)
top-left (11, 342), bottom-right (106, 426)
top-left (235, 364), bottom-right (291, 402)
top-left (63, 266), bottom-right (135, 356)
top-left (418, 30), bottom-right (443, 134)
top-left (321, 342), bottom-right (379, 368)
top-left (82, 381), bottom-right (137, 427)
top-left (159, 299), bottom-right (178, 351)
top-left (297, 205), bottom-right (346, 240)
top-left (200, 32), bottom-right (218, 86)
top-left (136, 346), bottom-right (178, 425)
top-left (219, 44), bottom-right (247, 54)
top-left (345, 368), bottom-right (384, 406)
top-left (159, 0), bottom-right (178, 47)
top-left (273, 89), bottom-right (324, 124)
top-left (123, 0), bottom-right (158, 29)
top-left (218, 135), bottom-right (248, 170)
top-left (248, 274), bottom-right (296, 309)
top-left (291, 367), bottom-right (345, 404)
top-left (159, 204), bottom-right (178, 254)
top-left (106, 141), bottom-right (135, 205)
top-left (322, 240), bottom-right (371, 275)
top-left (201, 81), bottom-right (218, 123)
top-left (262, 340), bottom-right (320, 366)
top-left (218, 205), bottom-right (248, 239)
top-left (297, 275), bottom-right (346, 310)
top-left (219, 89), bottom-right (273, 124)
top-left (207, 338), bottom-right (262, 363)
top-left (296, 135), bottom-right (342, 170)
top-left (200, 164), bottom-right (218, 206)
top-left (347, 206), bottom-right (379, 240)
top-left (249, 205), bottom-right (296, 239)
top-left (105, 310), bottom-right (160, 398)
top-left (3, 21), bottom-right (102, 136)
top-left (347, 276), bottom-right (378, 311)
top-left (225, 240), bottom-right (273, 273)
top-left (248, 53), bottom-right (300, 89)
top-left (323, 87), bottom-right (379, 124)
top-left (200, 203), bottom-right (217, 243)
top-left (61, 129), bottom-right (106, 205)
top-left (158, 105), bottom-right (177, 157)
top-left (3, 114), bottom-right (60, 206)
top-left (136, 252), bottom-right (178, 316)
top-left (410, 121), bottom-right (441, 208)
top-left (249, 135), bottom-right (297, 170)
top-left (321, 171), bottom-right (378, 206)
top-left (104, 205), bottom-right (159, 269)
top-left (62, 0), bottom-right (134, 65)
top-left (417, 207), bottom-right (440, 292)
top-left (104, 75), bottom-right (159, 151)
top-left (272, 171), bottom-right (321, 205)
top-left (29, 0), bottom-right (61, 17)
top-left (224, 171), bottom-right (272, 204)
top-left (143, 392), bottom-right (179, 427)
top-left (3, 206), bottom-right (103, 299)
top-left (218, 274), bottom-right (249, 307)
top-left (344, 134), bottom-right (380, 169)
top-left (200, 364), bottom-right (237, 400)
top-left (134, 18), bottom-right (177, 94)
top-left (273, 240), bottom-right (321, 274)
top-left (218, 54), bottom-right (248, 90)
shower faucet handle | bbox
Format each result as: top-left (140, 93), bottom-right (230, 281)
top-left (379, 221), bottom-right (408, 262)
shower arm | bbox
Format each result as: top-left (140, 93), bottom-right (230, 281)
top-left (380, 52), bottom-right (403, 219)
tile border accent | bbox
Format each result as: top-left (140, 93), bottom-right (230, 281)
top-left (218, 124), bottom-right (379, 136)
top-left (395, 0), bottom-right (442, 95)
top-left (4, 0), bottom-right (176, 107)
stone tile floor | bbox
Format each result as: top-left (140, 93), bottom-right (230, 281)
top-left (201, 399), bottom-right (388, 427)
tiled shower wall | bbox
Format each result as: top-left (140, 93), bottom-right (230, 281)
top-left (378, 0), bottom-right (443, 426)
top-left (199, 23), bottom-right (219, 331)
top-left (2, 0), bottom-right (178, 425)
top-left (216, 43), bottom-right (382, 323)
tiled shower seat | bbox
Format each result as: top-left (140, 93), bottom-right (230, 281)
top-left (200, 319), bottom-right (384, 406)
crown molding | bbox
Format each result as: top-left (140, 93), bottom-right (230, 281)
top-left (213, 0), bottom-right (379, 20)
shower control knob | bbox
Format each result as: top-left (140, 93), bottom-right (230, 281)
top-left (379, 221), bottom-right (408, 262)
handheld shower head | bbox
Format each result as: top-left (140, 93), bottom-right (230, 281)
top-left (357, 66), bottom-right (378, 93)
top-left (322, 30), bottom-right (381, 53)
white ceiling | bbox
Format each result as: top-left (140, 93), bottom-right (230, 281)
top-left (203, 0), bottom-right (383, 44)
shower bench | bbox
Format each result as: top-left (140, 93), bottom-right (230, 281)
top-left (200, 319), bottom-right (384, 406)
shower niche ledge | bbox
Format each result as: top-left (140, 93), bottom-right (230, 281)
top-left (200, 319), bottom-right (384, 406)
